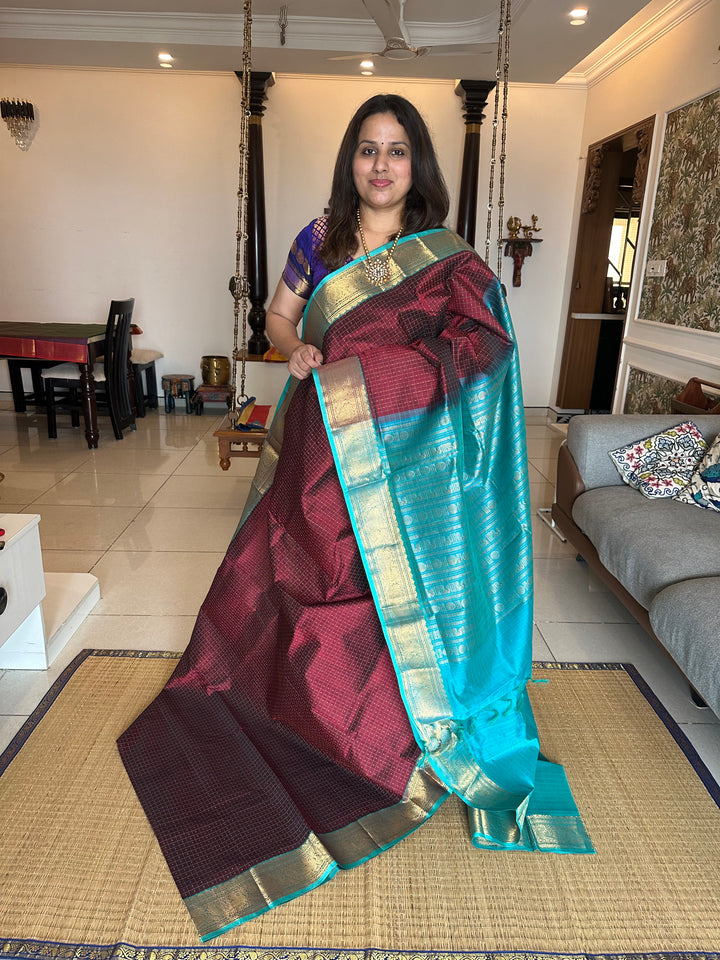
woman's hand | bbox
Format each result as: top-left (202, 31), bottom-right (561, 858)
top-left (288, 343), bottom-right (323, 380)
top-left (266, 280), bottom-right (324, 380)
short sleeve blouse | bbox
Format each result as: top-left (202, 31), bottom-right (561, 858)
top-left (281, 217), bottom-right (336, 301)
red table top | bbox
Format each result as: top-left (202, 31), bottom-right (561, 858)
top-left (0, 322), bottom-right (106, 364)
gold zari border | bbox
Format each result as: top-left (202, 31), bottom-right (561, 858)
top-left (185, 766), bottom-right (447, 941)
top-left (314, 356), bottom-right (525, 811)
top-left (305, 229), bottom-right (470, 342)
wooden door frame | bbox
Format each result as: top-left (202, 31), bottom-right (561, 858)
top-left (556, 117), bottom-right (654, 410)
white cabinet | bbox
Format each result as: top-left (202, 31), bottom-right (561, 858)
top-left (0, 513), bottom-right (100, 670)
top-left (0, 514), bottom-right (46, 659)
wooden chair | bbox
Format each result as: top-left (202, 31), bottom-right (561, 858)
top-left (42, 298), bottom-right (136, 441)
top-left (130, 347), bottom-right (163, 417)
top-left (6, 358), bottom-right (62, 412)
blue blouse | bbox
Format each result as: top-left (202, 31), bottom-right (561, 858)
top-left (281, 217), bottom-right (339, 300)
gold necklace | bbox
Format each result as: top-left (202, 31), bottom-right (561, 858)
top-left (356, 210), bottom-right (403, 286)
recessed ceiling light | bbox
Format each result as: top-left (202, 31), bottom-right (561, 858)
top-left (570, 18), bottom-right (586, 25)
top-left (360, 59), bottom-right (374, 69)
top-left (361, 70), bottom-right (373, 76)
top-left (159, 62), bottom-right (173, 68)
top-left (158, 52), bottom-right (174, 62)
top-left (570, 7), bottom-right (588, 15)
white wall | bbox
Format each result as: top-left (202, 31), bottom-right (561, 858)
top-left (481, 83), bottom-right (586, 406)
top-left (561, 0), bottom-right (720, 411)
top-left (0, 65), bottom-right (587, 407)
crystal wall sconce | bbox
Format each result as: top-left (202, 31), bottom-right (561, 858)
top-left (1, 99), bottom-right (36, 151)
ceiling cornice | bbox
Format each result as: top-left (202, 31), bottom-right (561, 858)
top-left (564, 0), bottom-right (711, 88)
top-left (0, 7), bottom-right (501, 50)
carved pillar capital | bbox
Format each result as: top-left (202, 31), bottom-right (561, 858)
top-left (454, 79), bottom-right (496, 125)
top-left (249, 71), bottom-right (275, 117)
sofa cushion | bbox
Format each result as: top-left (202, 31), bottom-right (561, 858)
top-left (674, 431), bottom-right (720, 512)
top-left (650, 578), bottom-right (720, 717)
top-left (571, 485), bottom-right (720, 609)
top-left (566, 415), bottom-right (720, 491)
top-left (608, 420), bottom-right (707, 499)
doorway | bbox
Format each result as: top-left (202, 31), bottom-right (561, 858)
top-left (556, 117), bottom-right (654, 412)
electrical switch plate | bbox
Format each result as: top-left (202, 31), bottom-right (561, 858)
top-left (646, 260), bottom-right (667, 278)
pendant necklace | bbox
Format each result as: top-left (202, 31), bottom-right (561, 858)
top-left (356, 210), bottom-right (403, 286)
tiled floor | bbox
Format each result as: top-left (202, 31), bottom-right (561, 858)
top-left (1, 397), bottom-right (719, 785)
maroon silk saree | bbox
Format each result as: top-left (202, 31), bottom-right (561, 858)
top-left (118, 229), bottom-right (591, 942)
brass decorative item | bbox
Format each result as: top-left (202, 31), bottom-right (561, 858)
top-left (200, 355), bottom-right (231, 386)
top-left (506, 216), bottom-right (522, 239)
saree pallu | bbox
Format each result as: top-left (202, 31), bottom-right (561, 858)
top-left (118, 229), bottom-right (592, 943)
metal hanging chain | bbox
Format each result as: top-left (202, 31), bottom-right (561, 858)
top-left (496, 0), bottom-right (512, 279)
top-left (485, 0), bottom-right (505, 267)
top-left (230, 0), bottom-right (253, 422)
top-left (485, 0), bottom-right (512, 281)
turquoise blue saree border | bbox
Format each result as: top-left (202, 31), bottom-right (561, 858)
top-left (309, 245), bottom-right (592, 854)
top-left (313, 361), bottom-right (577, 852)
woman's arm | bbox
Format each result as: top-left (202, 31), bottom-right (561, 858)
top-left (265, 280), bottom-right (324, 380)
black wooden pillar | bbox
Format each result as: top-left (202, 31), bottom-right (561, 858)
top-left (235, 70), bottom-right (274, 354)
top-left (454, 80), bottom-right (496, 246)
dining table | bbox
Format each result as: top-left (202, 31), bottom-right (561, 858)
top-left (0, 321), bottom-right (107, 448)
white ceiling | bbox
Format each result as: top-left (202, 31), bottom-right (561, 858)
top-left (0, 0), bottom-right (678, 84)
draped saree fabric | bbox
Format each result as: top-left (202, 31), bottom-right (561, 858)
top-left (118, 229), bottom-right (592, 943)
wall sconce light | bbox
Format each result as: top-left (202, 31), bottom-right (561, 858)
top-left (1, 98), bottom-right (36, 151)
top-left (503, 215), bottom-right (543, 287)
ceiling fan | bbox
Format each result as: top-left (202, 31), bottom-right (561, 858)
top-left (329, 0), bottom-right (489, 61)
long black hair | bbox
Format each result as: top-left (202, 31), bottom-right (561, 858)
top-left (319, 94), bottom-right (450, 269)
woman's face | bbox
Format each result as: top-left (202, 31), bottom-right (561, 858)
top-left (352, 112), bottom-right (413, 220)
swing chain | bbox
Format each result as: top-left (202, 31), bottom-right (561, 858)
top-left (486, 0), bottom-right (512, 282)
top-left (229, 0), bottom-right (253, 424)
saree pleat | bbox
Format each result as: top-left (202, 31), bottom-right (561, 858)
top-left (118, 229), bottom-right (592, 943)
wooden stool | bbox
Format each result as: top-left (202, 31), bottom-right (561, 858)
top-left (214, 416), bottom-right (267, 470)
top-left (192, 383), bottom-right (233, 415)
top-left (162, 374), bottom-right (195, 414)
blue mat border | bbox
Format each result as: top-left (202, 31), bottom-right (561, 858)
top-left (1, 651), bottom-right (720, 960)
top-left (1, 946), bottom-right (719, 960)
top-left (0, 649), bottom-right (179, 778)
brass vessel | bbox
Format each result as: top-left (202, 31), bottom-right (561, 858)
top-left (200, 355), bottom-right (231, 386)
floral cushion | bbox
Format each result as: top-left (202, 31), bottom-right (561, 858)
top-left (673, 431), bottom-right (720, 512)
top-left (608, 421), bottom-right (707, 499)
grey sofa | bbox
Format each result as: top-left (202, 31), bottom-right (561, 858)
top-left (551, 414), bottom-right (720, 718)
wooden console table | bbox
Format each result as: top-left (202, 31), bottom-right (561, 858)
top-left (214, 417), bottom-right (268, 470)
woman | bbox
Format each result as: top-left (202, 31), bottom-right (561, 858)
top-left (118, 95), bottom-right (592, 944)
